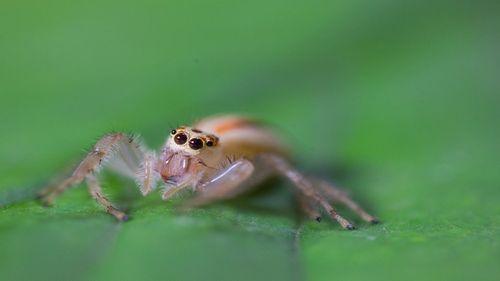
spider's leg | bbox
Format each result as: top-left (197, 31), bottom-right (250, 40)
top-left (259, 154), bottom-right (355, 230)
top-left (38, 133), bottom-right (148, 206)
top-left (86, 174), bottom-right (128, 221)
top-left (136, 151), bottom-right (160, 196)
top-left (296, 192), bottom-right (322, 222)
top-left (161, 184), bottom-right (188, 201)
top-left (182, 159), bottom-right (255, 208)
top-left (315, 179), bottom-right (379, 224)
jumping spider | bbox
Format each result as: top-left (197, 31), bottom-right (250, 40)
top-left (38, 115), bottom-right (378, 229)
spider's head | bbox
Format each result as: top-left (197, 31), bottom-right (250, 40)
top-left (158, 127), bottom-right (219, 185)
top-left (166, 127), bottom-right (219, 156)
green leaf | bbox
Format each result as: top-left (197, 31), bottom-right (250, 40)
top-left (1, 0), bottom-right (499, 281)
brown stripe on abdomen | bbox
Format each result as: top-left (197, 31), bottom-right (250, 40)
top-left (213, 118), bottom-right (259, 135)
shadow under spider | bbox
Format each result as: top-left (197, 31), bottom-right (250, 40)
top-left (176, 161), bottom-right (379, 227)
top-left (3, 162), bottom-right (379, 228)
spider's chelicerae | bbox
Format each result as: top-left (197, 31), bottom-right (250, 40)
top-left (39, 115), bottom-right (378, 230)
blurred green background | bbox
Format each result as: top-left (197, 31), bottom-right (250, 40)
top-left (1, 0), bottom-right (499, 281)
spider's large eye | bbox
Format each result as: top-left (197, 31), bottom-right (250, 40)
top-left (174, 133), bottom-right (188, 145)
top-left (189, 138), bottom-right (203, 150)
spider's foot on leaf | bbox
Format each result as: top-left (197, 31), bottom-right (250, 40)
top-left (329, 211), bottom-right (356, 230)
top-left (119, 214), bottom-right (130, 222)
top-left (36, 194), bottom-right (55, 207)
top-left (107, 207), bottom-right (130, 222)
top-left (345, 224), bottom-right (356, 230)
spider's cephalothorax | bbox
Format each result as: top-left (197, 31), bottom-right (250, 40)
top-left (39, 115), bottom-right (379, 229)
top-left (157, 127), bottom-right (220, 188)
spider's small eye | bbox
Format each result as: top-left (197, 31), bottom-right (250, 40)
top-left (206, 140), bottom-right (214, 147)
top-left (189, 138), bottom-right (203, 150)
top-left (171, 129), bottom-right (177, 135)
top-left (174, 133), bottom-right (188, 145)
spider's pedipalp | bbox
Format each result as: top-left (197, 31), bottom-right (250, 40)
top-left (182, 158), bottom-right (255, 208)
top-left (136, 151), bottom-right (160, 196)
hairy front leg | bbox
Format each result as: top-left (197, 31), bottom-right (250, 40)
top-left (38, 133), bottom-right (140, 205)
top-left (86, 174), bottom-right (128, 221)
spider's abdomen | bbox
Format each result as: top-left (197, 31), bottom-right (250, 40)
top-left (194, 115), bottom-right (289, 159)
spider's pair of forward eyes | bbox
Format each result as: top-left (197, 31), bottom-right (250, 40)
top-left (170, 129), bottom-right (213, 150)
